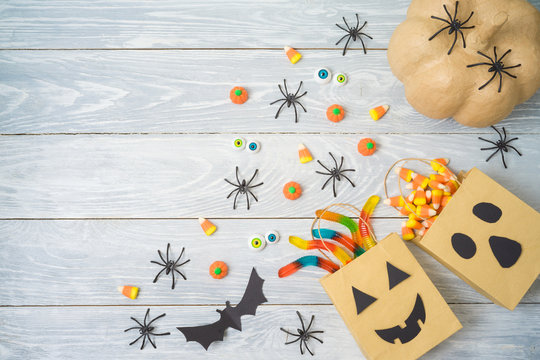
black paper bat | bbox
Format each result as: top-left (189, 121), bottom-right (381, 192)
top-left (177, 267), bottom-right (267, 350)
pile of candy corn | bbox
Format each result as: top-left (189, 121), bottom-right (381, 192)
top-left (383, 158), bottom-right (459, 241)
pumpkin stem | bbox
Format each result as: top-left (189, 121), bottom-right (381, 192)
top-left (467, 12), bottom-right (508, 52)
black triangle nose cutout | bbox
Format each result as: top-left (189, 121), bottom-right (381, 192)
top-left (352, 286), bottom-right (377, 315)
top-left (386, 262), bottom-right (410, 290)
top-left (473, 202), bottom-right (502, 223)
top-left (489, 236), bottom-right (522, 268)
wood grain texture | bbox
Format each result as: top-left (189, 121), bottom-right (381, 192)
top-left (0, 0), bottom-right (411, 49)
top-left (0, 134), bottom-right (538, 218)
top-left (2, 219), bottom-right (537, 306)
top-left (1, 50), bottom-right (539, 134)
top-left (0, 304), bottom-right (539, 359)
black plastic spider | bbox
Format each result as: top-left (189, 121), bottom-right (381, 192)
top-left (125, 308), bottom-right (170, 350)
top-left (316, 152), bottom-right (356, 197)
top-left (335, 13), bottom-right (373, 56)
top-left (270, 79), bottom-right (307, 123)
top-left (467, 47), bottom-right (521, 93)
top-left (224, 166), bottom-right (264, 210)
top-left (478, 126), bottom-right (522, 169)
top-left (428, 1), bottom-right (474, 55)
top-left (280, 311), bottom-right (324, 356)
top-left (151, 243), bottom-right (190, 289)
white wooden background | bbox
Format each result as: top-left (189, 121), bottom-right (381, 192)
top-left (1, 1), bottom-right (539, 359)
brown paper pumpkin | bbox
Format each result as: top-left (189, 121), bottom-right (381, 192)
top-left (388, 0), bottom-right (540, 127)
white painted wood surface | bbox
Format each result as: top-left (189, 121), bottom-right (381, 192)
top-left (1, 0), bottom-right (539, 359)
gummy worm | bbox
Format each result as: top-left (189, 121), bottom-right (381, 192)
top-left (278, 255), bottom-right (340, 278)
top-left (311, 228), bottom-right (365, 258)
top-left (360, 195), bottom-right (379, 250)
top-left (315, 210), bottom-right (362, 248)
top-left (289, 236), bottom-right (351, 265)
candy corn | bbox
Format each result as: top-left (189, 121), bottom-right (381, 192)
top-left (369, 105), bottom-right (389, 121)
top-left (383, 195), bottom-right (406, 207)
top-left (429, 179), bottom-right (449, 192)
top-left (425, 190), bottom-right (432, 203)
top-left (429, 173), bottom-right (447, 183)
top-left (401, 222), bottom-right (415, 241)
top-left (411, 173), bottom-right (429, 189)
top-left (431, 189), bottom-right (443, 209)
top-left (416, 204), bottom-right (437, 218)
top-left (413, 187), bottom-right (427, 206)
top-left (298, 143), bottom-right (313, 164)
top-left (430, 158), bottom-right (449, 172)
top-left (417, 227), bottom-right (428, 236)
top-left (406, 218), bottom-right (424, 230)
top-left (399, 203), bottom-right (416, 216)
top-left (438, 166), bottom-right (457, 181)
top-left (445, 180), bottom-right (459, 194)
top-left (395, 167), bottom-right (413, 182)
top-left (284, 46), bottom-right (302, 64)
top-left (422, 216), bottom-right (438, 229)
top-left (407, 190), bottom-right (416, 203)
top-left (441, 195), bottom-right (452, 208)
top-left (199, 217), bottom-right (217, 236)
top-left (118, 286), bottom-right (139, 300)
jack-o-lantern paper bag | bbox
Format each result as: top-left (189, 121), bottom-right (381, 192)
top-left (414, 167), bottom-right (540, 310)
top-left (320, 233), bottom-right (461, 360)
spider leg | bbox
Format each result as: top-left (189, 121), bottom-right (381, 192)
top-left (493, 46), bottom-right (498, 62)
top-left (338, 156), bottom-right (344, 171)
top-left (294, 81), bottom-right (303, 97)
top-left (283, 79), bottom-right (289, 96)
top-left (304, 340), bottom-right (314, 356)
top-left (129, 333), bottom-right (144, 346)
top-left (246, 168), bottom-right (259, 186)
top-left (478, 71), bottom-right (497, 91)
top-left (332, 176), bottom-right (337, 197)
top-left (459, 29), bottom-right (466, 49)
top-left (245, 191), bottom-right (251, 210)
top-left (150, 331), bottom-right (171, 336)
top-left (156, 249), bottom-right (166, 264)
top-left (165, 244), bottom-right (171, 263)
top-left (335, 23), bottom-right (349, 33)
top-left (226, 188), bottom-right (239, 199)
top-left (491, 126), bottom-right (503, 140)
top-left (462, 11), bottom-right (474, 25)
top-left (277, 83), bottom-right (287, 98)
top-left (328, 152), bottom-right (338, 168)
top-left (359, 35), bottom-right (367, 54)
top-left (478, 136), bottom-right (498, 146)
top-left (233, 191), bottom-right (240, 210)
top-left (295, 91), bottom-right (308, 101)
top-left (177, 259), bottom-right (191, 267)
top-left (147, 335), bottom-right (157, 349)
top-left (335, 33), bottom-right (350, 46)
top-left (500, 150), bottom-right (508, 169)
top-left (296, 311), bottom-right (306, 331)
top-left (355, 13), bottom-right (360, 29)
top-left (150, 260), bottom-right (166, 267)
top-left (310, 334), bottom-right (324, 343)
top-left (274, 100), bottom-right (288, 119)
top-left (146, 313), bottom-right (167, 327)
top-left (299, 339), bottom-right (305, 355)
top-left (306, 315), bottom-right (315, 332)
top-left (317, 160), bottom-right (333, 173)
top-left (140, 334), bottom-right (147, 350)
top-left (480, 146), bottom-right (499, 150)
top-left (428, 25), bottom-right (451, 41)
top-left (501, 70), bottom-right (518, 78)
top-left (171, 265), bottom-right (176, 289)
top-left (505, 136), bottom-right (519, 144)
top-left (342, 17), bottom-right (351, 31)
top-left (502, 64), bottom-right (521, 70)
top-left (292, 101), bottom-right (299, 123)
top-left (269, 97), bottom-right (286, 106)
top-left (173, 247), bottom-right (185, 264)
top-left (173, 268), bottom-right (187, 280)
top-left (430, 16), bottom-right (451, 25)
top-left (359, 20), bottom-right (367, 32)
top-left (476, 51), bottom-right (492, 61)
top-left (342, 35), bottom-right (353, 56)
top-left (498, 48), bottom-right (511, 62)
top-left (506, 145), bottom-right (522, 156)
top-left (144, 308), bottom-right (151, 326)
top-left (284, 337), bottom-right (302, 345)
top-left (467, 62), bottom-right (492, 68)
top-left (453, 1), bottom-right (459, 20)
top-left (125, 325), bottom-right (142, 332)
top-left (248, 182), bottom-right (264, 189)
top-left (485, 148), bottom-right (501, 162)
top-left (340, 173), bottom-right (356, 187)
top-left (497, 71), bottom-right (503, 93)
top-left (448, 30), bottom-right (458, 55)
top-left (319, 176), bottom-right (334, 191)
top-left (224, 178), bottom-right (239, 187)
top-left (443, 4), bottom-right (453, 22)
top-left (359, 31), bottom-right (373, 40)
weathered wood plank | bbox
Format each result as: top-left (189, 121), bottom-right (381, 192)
top-left (1, 50), bottom-right (539, 134)
top-left (0, 304), bottom-right (538, 359)
top-left (0, 219), bottom-right (538, 305)
top-left (0, 134), bottom-right (538, 218)
top-left (0, 0), bottom-right (411, 49)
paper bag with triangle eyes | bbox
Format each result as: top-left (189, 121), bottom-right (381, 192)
top-left (320, 233), bottom-right (461, 360)
top-left (413, 167), bottom-right (540, 310)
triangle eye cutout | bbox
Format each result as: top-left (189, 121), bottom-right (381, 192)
top-left (386, 262), bottom-right (410, 290)
top-left (352, 286), bottom-right (377, 315)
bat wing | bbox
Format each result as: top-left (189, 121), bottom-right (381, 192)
top-left (235, 267), bottom-right (268, 316)
top-left (177, 320), bottom-right (226, 351)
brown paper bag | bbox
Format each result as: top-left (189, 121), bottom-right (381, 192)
top-left (413, 167), bottom-right (540, 310)
top-left (320, 233), bottom-right (461, 360)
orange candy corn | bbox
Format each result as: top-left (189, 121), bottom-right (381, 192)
top-left (406, 218), bottom-right (424, 230)
top-left (429, 173), bottom-right (447, 183)
top-left (428, 179), bottom-right (449, 192)
top-left (438, 166), bottom-right (457, 181)
top-left (430, 158), bottom-right (449, 172)
top-left (445, 180), bottom-right (459, 194)
top-left (411, 173), bottom-right (429, 189)
top-left (298, 143), bottom-right (313, 164)
top-left (199, 217), bottom-right (217, 236)
top-left (118, 286), bottom-right (139, 300)
top-left (417, 227), bottom-right (428, 236)
top-left (369, 105), bottom-right (389, 121)
top-left (422, 216), bottom-right (438, 229)
top-left (413, 188), bottom-right (427, 206)
top-left (284, 46), bottom-right (302, 64)
top-left (399, 203), bottom-right (417, 216)
top-left (416, 204), bottom-right (437, 218)
top-left (407, 190), bottom-right (416, 203)
top-left (425, 190), bottom-right (432, 203)
top-left (431, 189), bottom-right (443, 210)
top-left (384, 195), bottom-right (406, 207)
top-left (395, 167), bottom-right (414, 182)
top-left (441, 195), bottom-right (452, 208)
top-left (401, 222), bottom-right (415, 241)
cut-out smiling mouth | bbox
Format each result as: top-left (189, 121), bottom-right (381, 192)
top-left (375, 294), bottom-right (425, 344)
